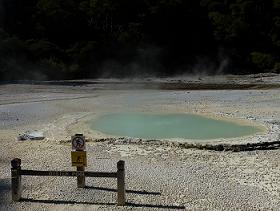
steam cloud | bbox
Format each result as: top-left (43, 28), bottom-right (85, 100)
top-left (98, 45), bottom-right (163, 78)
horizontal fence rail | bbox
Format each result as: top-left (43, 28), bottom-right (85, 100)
top-left (11, 158), bottom-right (126, 206)
top-left (20, 170), bottom-right (118, 178)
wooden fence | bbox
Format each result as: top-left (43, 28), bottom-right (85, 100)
top-left (11, 158), bottom-right (126, 206)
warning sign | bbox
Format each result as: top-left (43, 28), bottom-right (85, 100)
top-left (71, 134), bottom-right (86, 151)
top-left (71, 151), bottom-right (87, 167)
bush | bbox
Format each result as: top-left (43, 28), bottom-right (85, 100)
top-left (0, 33), bottom-right (30, 80)
top-left (273, 62), bottom-right (280, 73)
top-left (250, 52), bottom-right (275, 70)
top-left (39, 57), bottom-right (67, 79)
top-left (26, 40), bottom-right (63, 60)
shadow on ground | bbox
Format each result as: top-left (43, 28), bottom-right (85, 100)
top-left (20, 198), bottom-right (185, 209)
top-left (85, 186), bottom-right (161, 195)
top-left (0, 179), bottom-right (10, 203)
top-left (19, 185), bottom-right (185, 209)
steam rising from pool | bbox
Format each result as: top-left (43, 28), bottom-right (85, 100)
top-left (89, 113), bottom-right (262, 140)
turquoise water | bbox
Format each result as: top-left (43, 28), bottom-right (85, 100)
top-left (90, 113), bottom-right (262, 140)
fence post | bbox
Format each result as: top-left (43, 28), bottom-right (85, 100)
top-left (117, 160), bottom-right (125, 206)
top-left (11, 158), bottom-right (22, 201)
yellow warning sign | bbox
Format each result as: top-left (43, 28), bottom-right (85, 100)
top-left (71, 151), bottom-right (87, 167)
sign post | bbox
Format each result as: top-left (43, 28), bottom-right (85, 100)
top-left (71, 134), bottom-right (86, 188)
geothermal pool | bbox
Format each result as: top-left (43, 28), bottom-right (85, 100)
top-left (90, 113), bottom-right (262, 140)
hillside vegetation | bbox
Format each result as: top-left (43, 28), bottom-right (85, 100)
top-left (1, 0), bottom-right (280, 80)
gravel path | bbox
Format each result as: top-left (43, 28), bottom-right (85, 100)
top-left (1, 141), bottom-right (280, 210)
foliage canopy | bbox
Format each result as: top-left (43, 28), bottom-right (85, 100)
top-left (0, 0), bottom-right (279, 80)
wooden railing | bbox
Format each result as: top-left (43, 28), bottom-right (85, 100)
top-left (11, 158), bottom-right (126, 206)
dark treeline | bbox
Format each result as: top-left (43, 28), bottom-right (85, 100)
top-left (0, 0), bottom-right (280, 80)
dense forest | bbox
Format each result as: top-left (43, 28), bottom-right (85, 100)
top-left (0, 0), bottom-right (280, 80)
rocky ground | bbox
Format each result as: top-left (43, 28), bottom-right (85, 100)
top-left (0, 74), bottom-right (280, 210)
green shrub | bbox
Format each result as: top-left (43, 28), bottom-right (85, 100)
top-left (26, 40), bottom-right (63, 59)
top-left (250, 52), bottom-right (275, 70)
top-left (39, 57), bottom-right (67, 79)
top-left (273, 62), bottom-right (280, 73)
